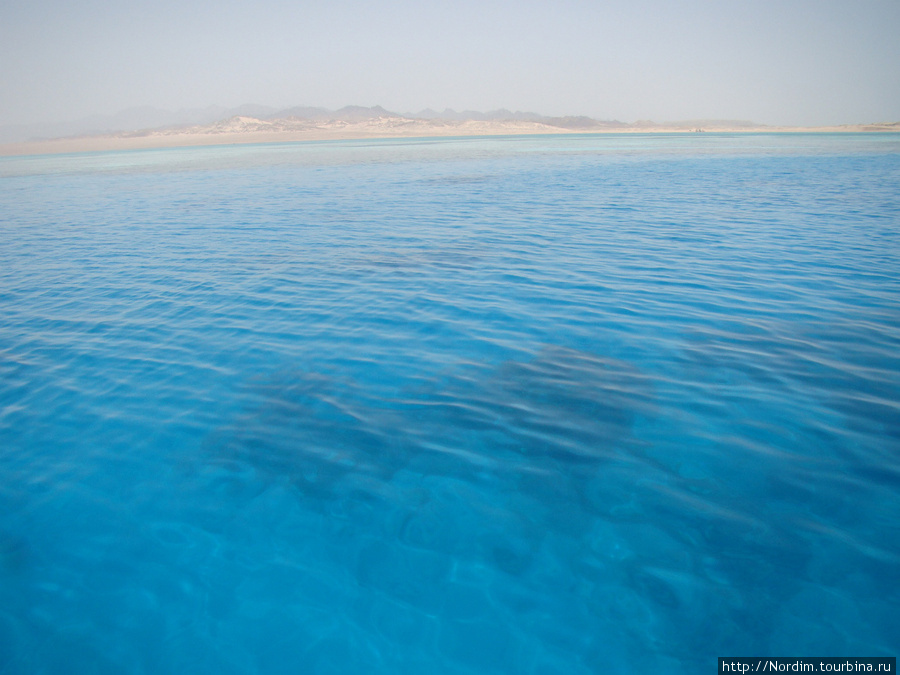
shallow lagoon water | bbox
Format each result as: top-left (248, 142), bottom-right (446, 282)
top-left (1, 133), bottom-right (898, 673)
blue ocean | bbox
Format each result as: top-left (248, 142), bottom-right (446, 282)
top-left (1, 133), bottom-right (898, 673)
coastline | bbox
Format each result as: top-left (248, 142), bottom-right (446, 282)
top-left (1, 116), bottom-right (897, 157)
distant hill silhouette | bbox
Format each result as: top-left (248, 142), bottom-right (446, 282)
top-left (0, 103), bottom-right (782, 143)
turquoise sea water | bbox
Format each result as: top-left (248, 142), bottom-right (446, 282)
top-left (1, 133), bottom-right (898, 673)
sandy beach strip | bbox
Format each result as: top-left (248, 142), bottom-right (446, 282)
top-left (1, 118), bottom-right (897, 157)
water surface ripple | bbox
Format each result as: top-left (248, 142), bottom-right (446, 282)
top-left (1, 133), bottom-right (898, 673)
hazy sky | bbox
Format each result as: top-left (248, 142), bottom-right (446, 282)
top-left (2, 0), bottom-right (898, 127)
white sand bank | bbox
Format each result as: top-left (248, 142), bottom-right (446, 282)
top-left (1, 116), bottom-right (897, 157)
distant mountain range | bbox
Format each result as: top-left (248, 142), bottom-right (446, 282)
top-left (0, 105), bottom-right (765, 143)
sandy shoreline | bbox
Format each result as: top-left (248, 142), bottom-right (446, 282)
top-left (2, 116), bottom-right (897, 157)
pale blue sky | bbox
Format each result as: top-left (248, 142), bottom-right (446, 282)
top-left (1, 0), bottom-right (898, 126)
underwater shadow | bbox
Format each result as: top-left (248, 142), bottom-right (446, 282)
top-left (202, 345), bottom-right (657, 511)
